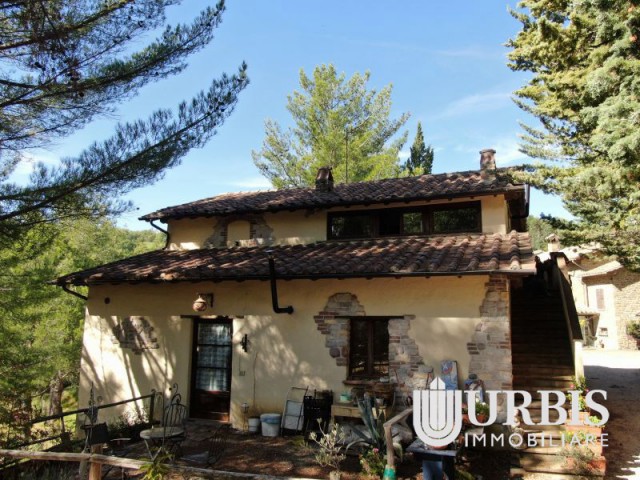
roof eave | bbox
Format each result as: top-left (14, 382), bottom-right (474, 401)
top-left (59, 267), bottom-right (536, 288)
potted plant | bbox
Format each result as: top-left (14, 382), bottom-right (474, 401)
top-left (567, 375), bottom-right (590, 421)
top-left (475, 402), bottom-right (490, 423)
top-left (627, 320), bottom-right (640, 347)
top-left (308, 421), bottom-right (347, 480)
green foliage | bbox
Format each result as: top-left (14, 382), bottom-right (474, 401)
top-left (359, 447), bottom-right (386, 479)
top-left (356, 395), bottom-right (387, 451)
top-left (403, 122), bottom-right (434, 176)
top-left (508, 1), bottom-right (640, 270)
top-left (527, 215), bottom-right (555, 251)
top-left (140, 451), bottom-right (172, 480)
top-left (252, 64), bottom-right (409, 188)
top-left (308, 421), bottom-right (347, 472)
top-left (0, 219), bottom-right (163, 445)
top-left (627, 320), bottom-right (640, 339)
top-left (567, 375), bottom-right (588, 412)
top-left (0, 0), bottom-right (248, 240)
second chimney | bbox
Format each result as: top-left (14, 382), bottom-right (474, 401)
top-left (480, 148), bottom-right (496, 174)
top-left (315, 167), bottom-right (334, 192)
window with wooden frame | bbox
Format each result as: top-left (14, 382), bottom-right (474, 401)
top-left (328, 201), bottom-right (481, 240)
top-left (349, 317), bottom-right (389, 379)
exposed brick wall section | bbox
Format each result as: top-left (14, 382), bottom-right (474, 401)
top-left (203, 214), bottom-right (274, 248)
top-left (314, 293), bottom-right (365, 367)
top-left (389, 316), bottom-right (433, 402)
top-left (468, 274), bottom-right (512, 420)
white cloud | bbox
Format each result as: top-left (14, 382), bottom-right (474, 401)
top-left (11, 151), bottom-right (61, 178)
top-left (436, 92), bottom-right (512, 119)
top-left (398, 150), bottom-right (410, 161)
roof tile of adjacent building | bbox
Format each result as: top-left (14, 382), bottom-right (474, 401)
top-left (140, 168), bottom-right (523, 221)
top-left (56, 232), bottom-right (535, 286)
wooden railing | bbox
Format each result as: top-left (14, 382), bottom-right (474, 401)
top-left (5, 391), bottom-right (157, 451)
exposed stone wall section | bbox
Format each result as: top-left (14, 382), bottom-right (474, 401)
top-left (203, 214), bottom-right (274, 248)
top-left (111, 316), bottom-right (159, 354)
top-left (314, 293), bottom-right (365, 367)
top-left (468, 274), bottom-right (512, 420)
top-left (389, 316), bottom-right (432, 403)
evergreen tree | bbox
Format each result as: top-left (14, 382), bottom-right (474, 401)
top-left (404, 122), bottom-right (434, 176)
top-left (508, 0), bottom-right (640, 269)
top-left (527, 215), bottom-right (555, 252)
top-left (0, 219), bottom-right (163, 444)
top-left (252, 64), bottom-right (409, 188)
top-left (0, 1), bottom-right (248, 242)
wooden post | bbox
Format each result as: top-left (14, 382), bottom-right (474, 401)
top-left (88, 444), bottom-right (103, 480)
top-left (382, 407), bottom-right (413, 471)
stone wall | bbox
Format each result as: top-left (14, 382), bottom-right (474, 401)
top-left (467, 274), bottom-right (512, 419)
top-left (314, 292), bottom-right (431, 402)
top-left (611, 269), bottom-right (640, 350)
top-left (203, 214), bottom-right (274, 248)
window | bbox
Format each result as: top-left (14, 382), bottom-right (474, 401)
top-left (432, 205), bottom-right (481, 234)
top-left (349, 317), bottom-right (389, 379)
top-left (328, 202), bottom-right (481, 240)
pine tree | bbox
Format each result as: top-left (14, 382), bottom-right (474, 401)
top-left (0, 1), bottom-right (248, 242)
top-left (252, 64), bottom-right (409, 188)
top-left (508, 0), bottom-right (640, 269)
top-left (404, 122), bottom-right (434, 176)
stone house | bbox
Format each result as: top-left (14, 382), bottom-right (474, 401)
top-left (55, 149), bottom-right (581, 427)
top-left (560, 244), bottom-right (640, 350)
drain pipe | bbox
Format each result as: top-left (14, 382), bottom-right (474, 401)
top-left (267, 251), bottom-right (293, 315)
top-left (149, 220), bottom-right (170, 248)
top-left (61, 284), bottom-right (88, 301)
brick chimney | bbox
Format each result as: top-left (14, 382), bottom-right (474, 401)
top-left (480, 148), bottom-right (496, 174)
top-left (315, 167), bottom-right (334, 192)
top-left (546, 233), bottom-right (561, 253)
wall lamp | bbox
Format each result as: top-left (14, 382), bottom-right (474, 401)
top-left (240, 334), bottom-right (249, 353)
top-left (192, 293), bottom-right (214, 312)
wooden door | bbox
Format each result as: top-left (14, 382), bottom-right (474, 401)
top-left (190, 318), bottom-right (232, 421)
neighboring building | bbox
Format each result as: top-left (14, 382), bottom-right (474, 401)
top-left (560, 244), bottom-right (640, 350)
top-left (55, 149), bottom-right (580, 427)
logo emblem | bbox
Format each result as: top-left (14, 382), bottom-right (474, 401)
top-left (414, 377), bottom-right (463, 448)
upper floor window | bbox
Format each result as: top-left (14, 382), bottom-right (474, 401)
top-left (328, 201), bottom-right (481, 240)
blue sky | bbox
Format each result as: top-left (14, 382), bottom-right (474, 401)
top-left (16, 1), bottom-right (567, 229)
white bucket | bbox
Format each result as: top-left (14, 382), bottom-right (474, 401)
top-left (248, 417), bottom-right (260, 433)
top-left (260, 413), bottom-right (281, 437)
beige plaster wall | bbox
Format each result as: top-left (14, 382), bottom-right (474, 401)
top-left (166, 217), bottom-right (213, 250)
top-left (79, 275), bottom-right (489, 428)
top-left (480, 196), bottom-right (507, 234)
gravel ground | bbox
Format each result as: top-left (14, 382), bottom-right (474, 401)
top-left (583, 349), bottom-right (640, 480)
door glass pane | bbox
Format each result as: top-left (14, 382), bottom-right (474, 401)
top-left (198, 324), bottom-right (231, 344)
top-left (197, 345), bottom-right (231, 368)
top-left (196, 369), bottom-right (228, 391)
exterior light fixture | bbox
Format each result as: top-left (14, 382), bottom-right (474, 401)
top-left (192, 293), bottom-right (214, 312)
top-left (240, 334), bottom-right (249, 352)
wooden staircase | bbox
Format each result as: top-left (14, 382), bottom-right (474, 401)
top-left (509, 283), bottom-right (603, 478)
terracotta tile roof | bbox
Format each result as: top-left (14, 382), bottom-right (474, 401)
top-left (140, 169), bottom-right (523, 221)
top-left (55, 232), bottom-right (535, 286)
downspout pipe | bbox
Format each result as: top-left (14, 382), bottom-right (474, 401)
top-left (267, 252), bottom-right (294, 315)
top-left (61, 283), bottom-right (88, 301)
top-left (149, 220), bottom-right (170, 248)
